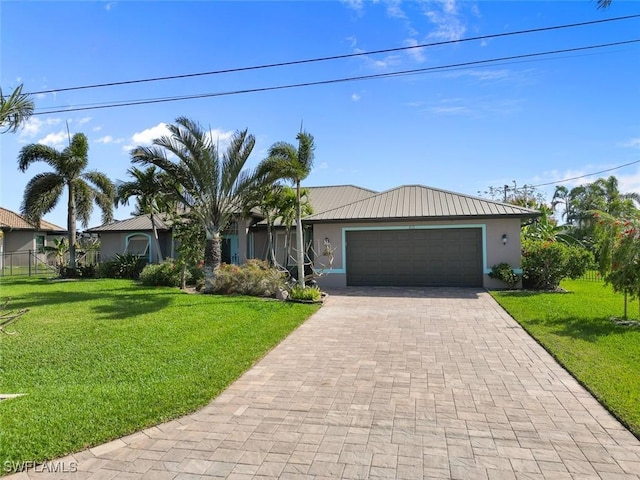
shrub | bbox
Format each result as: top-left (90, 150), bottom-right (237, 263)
top-left (289, 285), bottom-right (322, 302)
top-left (140, 260), bottom-right (183, 287)
top-left (489, 263), bottom-right (520, 288)
top-left (212, 260), bottom-right (286, 297)
top-left (521, 239), bottom-right (594, 290)
top-left (97, 253), bottom-right (147, 280)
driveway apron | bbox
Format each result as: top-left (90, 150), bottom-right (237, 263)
top-left (8, 288), bottom-right (640, 479)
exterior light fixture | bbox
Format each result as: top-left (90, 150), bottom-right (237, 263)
top-left (502, 234), bottom-right (508, 245)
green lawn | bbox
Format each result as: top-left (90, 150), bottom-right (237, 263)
top-left (492, 279), bottom-right (640, 437)
top-left (0, 277), bottom-right (319, 470)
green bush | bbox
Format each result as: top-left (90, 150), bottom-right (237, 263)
top-left (140, 260), bottom-right (183, 287)
top-left (489, 263), bottom-right (520, 288)
top-left (97, 253), bottom-right (147, 280)
top-left (212, 260), bottom-right (286, 297)
top-left (522, 239), bottom-right (594, 290)
top-left (289, 285), bottom-right (322, 302)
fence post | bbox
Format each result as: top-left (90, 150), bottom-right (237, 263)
top-left (29, 250), bottom-right (32, 276)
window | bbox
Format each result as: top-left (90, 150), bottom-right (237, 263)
top-left (35, 234), bottom-right (45, 253)
top-left (125, 234), bottom-right (150, 259)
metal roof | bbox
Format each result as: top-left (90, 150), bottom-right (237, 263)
top-left (258, 185), bottom-right (378, 226)
top-left (303, 185), bottom-right (540, 222)
top-left (86, 213), bottom-right (173, 232)
top-left (0, 207), bottom-right (66, 232)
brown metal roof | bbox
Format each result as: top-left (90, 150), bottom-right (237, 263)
top-left (0, 207), bottom-right (66, 232)
top-left (303, 185), bottom-right (540, 222)
top-left (86, 213), bottom-right (173, 232)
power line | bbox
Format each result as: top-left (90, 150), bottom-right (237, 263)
top-left (531, 159), bottom-right (640, 188)
top-left (32, 38), bottom-right (640, 116)
top-left (25, 14), bottom-right (640, 96)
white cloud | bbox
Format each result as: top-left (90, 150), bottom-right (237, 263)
top-left (623, 138), bottom-right (640, 149)
top-left (385, 0), bottom-right (406, 19)
top-left (131, 123), bottom-right (171, 146)
top-left (404, 38), bottom-right (426, 63)
top-left (207, 128), bottom-right (233, 146)
top-left (352, 93), bottom-right (361, 102)
top-left (78, 117), bottom-right (92, 125)
top-left (423, 0), bottom-right (467, 41)
top-left (95, 135), bottom-right (123, 144)
top-left (19, 117), bottom-right (63, 139)
top-left (429, 105), bottom-right (471, 115)
top-left (342, 0), bottom-right (364, 12)
top-left (38, 131), bottom-right (68, 148)
top-left (93, 126), bottom-right (103, 132)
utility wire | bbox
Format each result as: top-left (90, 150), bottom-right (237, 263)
top-left (32, 38), bottom-right (640, 116)
top-left (25, 14), bottom-right (640, 96)
top-left (531, 159), bottom-right (640, 188)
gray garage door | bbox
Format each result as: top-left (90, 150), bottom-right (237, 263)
top-left (346, 228), bottom-right (483, 287)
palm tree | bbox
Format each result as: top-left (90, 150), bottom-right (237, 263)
top-left (0, 84), bottom-right (34, 133)
top-left (259, 132), bottom-right (315, 288)
top-left (18, 132), bottom-right (115, 270)
top-left (115, 166), bottom-right (168, 263)
top-left (273, 187), bottom-right (313, 269)
top-left (131, 116), bottom-right (263, 293)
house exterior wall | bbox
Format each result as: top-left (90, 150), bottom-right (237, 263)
top-left (310, 218), bottom-right (523, 289)
top-left (97, 231), bottom-right (174, 261)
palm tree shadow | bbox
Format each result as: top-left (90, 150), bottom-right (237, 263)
top-left (6, 287), bottom-right (175, 320)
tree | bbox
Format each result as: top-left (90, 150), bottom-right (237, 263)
top-left (259, 132), bottom-right (316, 288)
top-left (553, 176), bottom-right (640, 250)
top-left (115, 166), bottom-right (168, 263)
top-left (593, 210), bottom-right (640, 319)
top-left (0, 84), bottom-right (34, 133)
top-left (597, 0), bottom-right (612, 8)
top-left (18, 132), bottom-right (115, 270)
top-left (273, 187), bottom-right (313, 269)
top-left (131, 116), bottom-right (263, 293)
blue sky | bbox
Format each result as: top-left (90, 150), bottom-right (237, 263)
top-left (1, 0), bottom-right (639, 229)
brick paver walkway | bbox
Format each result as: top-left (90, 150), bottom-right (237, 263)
top-left (8, 288), bottom-right (640, 479)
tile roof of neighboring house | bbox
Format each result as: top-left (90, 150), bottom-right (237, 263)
top-left (303, 185), bottom-right (540, 222)
top-left (0, 207), bottom-right (66, 232)
top-left (85, 213), bottom-right (173, 232)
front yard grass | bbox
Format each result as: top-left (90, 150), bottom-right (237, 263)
top-left (0, 277), bottom-right (319, 470)
top-left (491, 279), bottom-right (640, 437)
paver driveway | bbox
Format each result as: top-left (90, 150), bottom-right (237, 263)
top-left (9, 288), bottom-right (640, 479)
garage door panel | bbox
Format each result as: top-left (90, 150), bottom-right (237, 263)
top-left (346, 229), bottom-right (483, 287)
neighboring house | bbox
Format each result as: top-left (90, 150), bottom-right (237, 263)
top-left (0, 206), bottom-right (66, 268)
top-left (85, 214), bottom-right (175, 263)
top-left (87, 184), bottom-right (539, 288)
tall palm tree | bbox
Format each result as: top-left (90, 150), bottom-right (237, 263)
top-left (0, 84), bottom-right (34, 133)
top-left (259, 132), bottom-right (315, 288)
top-left (115, 166), bottom-right (168, 263)
top-left (18, 132), bottom-right (115, 270)
top-left (131, 116), bottom-right (263, 293)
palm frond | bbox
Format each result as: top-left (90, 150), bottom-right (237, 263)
top-left (0, 84), bottom-right (34, 133)
top-left (17, 143), bottom-right (64, 172)
top-left (73, 180), bottom-right (94, 228)
top-left (20, 172), bottom-right (65, 223)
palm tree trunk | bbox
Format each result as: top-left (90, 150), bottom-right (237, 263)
top-left (203, 231), bottom-right (222, 294)
top-left (267, 221), bottom-right (276, 265)
top-left (296, 181), bottom-right (305, 288)
top-left (150, 212), bottom-right (163, 263)
top-left (67, 182), bottom-right (77, 270)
